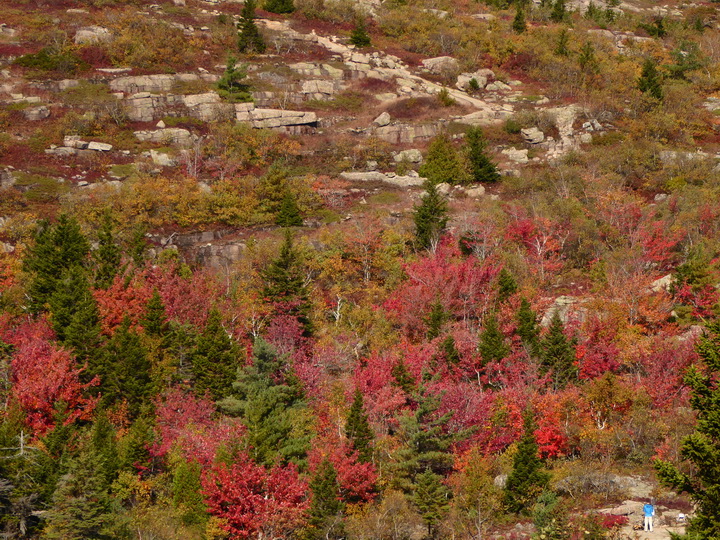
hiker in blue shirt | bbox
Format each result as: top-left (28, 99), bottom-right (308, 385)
top-left (644, 500), bottom-right (655, 532)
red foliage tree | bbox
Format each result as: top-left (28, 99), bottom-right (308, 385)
top-left (202, 456), bottom-right (308, 539)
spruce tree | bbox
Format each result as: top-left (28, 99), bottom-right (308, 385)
top-left (172, 459), bottom-right (206, 525)
top-left (638, 58), bottom-right (663, 101)
top-left (49, 266), bottom-right (100, 348)
top-left (264, 0), bottom-right (294, 14)
top-left (24, 215), bottom-right (90, 313)
top-left (262, 229), bottom-right (312, 334)
top-left (349, 19), bottom-right (371, 48)
top-left (91, 414), bottom-right (119, 491)
top-left (497, 268), bottom-right (518, 303)
top-left (439, 335), bottom-right (461, 365)
top-left (655, 320), bottom-right (720, 538)
top-left (121, 418), bottom-right (153, 472)
top-left (513, 5), bottom-right (527, 34)
top-left (216, 57), bottom-right (252, 103)
top-left (276, 190), bottom-right (303, 227)
top-left (345, 390), bottom-right (374, 463)
top-left (141, 289), bottom-right (168, 338)
top-left (391, 359), bottom-right (416, 396)
top-left (413, 182), bottom-right (449, 251)
top-left (424, 300), bottom-right (448, 340)
top-left (100, 317), bottom-right (152, 418)
top-left (478, 313), bottom-right (509, 365)
top-left (579, 42), bottom-right (599, 73)
top-left (94, 213), bottom-right (121, 290)
top-left (419, 133), bottom-right (468, 186)
top-left (413, 469), bottom-right (450, 538)
top-left (307, 458), bottom-right (344, 539)
top-left (503, 410), bottom-right (550, 515)
top-left (540, 313), bottom-right (577, 389)
top-left (190, 309), bottom-right (240, 401)
top-left (237, 0), bottom-right (266, 53)
top-left (129, 225), bottom-right (147, 268)
top-left (554, 29), bottom-right (570, 56)
top-left (516, 298), bottom-right (540, 357)
top-left (465, 126), bottom-right (500, 184)
top-left (550, 0), bottom-right (566, 23)
top-left (218, 338), bottom-right (311, 467)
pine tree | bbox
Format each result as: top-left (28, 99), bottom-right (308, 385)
top-left (141, 289), bottom-right (168, 337)
top-left (43, 445), bottom-right (120, 539)
top-left (554, 29), bottom-right (570, 56)
top-left (191, 309), bottom-right (240, 401)
top-left (129, 225), bottom-right (147, 268)
top-left (550, 0), bottom-right (566, 23)
top-left (413, 469), bottom-right (450, 538)
top-left (100, 317), bottom-right (152, 418)
top-left (121, 418), bottom-right (153, 472)
top-left (478, 313), bottom-right (509, 365)
top-left (349, 19), bottom-right (371, 48)
top-left (345, 390), bottom-right (374, 463)
top-left (579, 42), bottom-right (599, 73)
top-left (512, 5), bottom-right (527, 34)
top-left (49, 266), bottom-right (100, 350)
top-left (391, 359), bottom-right (416, 395)
top-left (638, 58), bottom-right (663, 101)
top-left (91, 414), bottom-right (119, 491)
top-left (439, 335), bottom-right (461, 365)
top-left (497, 268), bottom-right (518, 303)
top-left (24, 215), bottom-right (90, 313)
top-left (532, 490), bottom-right (570, 540)
top-left (172, 459), bottom-right (206, 525)
top-left (540, 313), bottom-right (577, 389)
top-left (516, 298), bottom-right (540, 357)
top-left (465, 126), bottom-right (500, 184)
top-left (218, 338), bottom-right (311, 467)
top-left (237, 0), bottom-right (266, 53)
top-left (424, 300), bottom-right (448, 340)
top-left (276, 190), bottom-right (303, 227)
top-left (216, 56), bottom-right (252, 103)
top-left (413, 182), bottom-right (449, 251)
top-left (262, 229), bottom-right (312, 334)
top-left (655, 320), bottom-right (720, 538)
top-left (264, 0), bottom-right (294, 14)
top-left (307, 458), bottom-right (344, 539)
top-left (419, 133), bottom-right (468, 186)
top-left (503, 410), bottom-right (550, 515)
top-left (94, 213), bottom-right (121, 290)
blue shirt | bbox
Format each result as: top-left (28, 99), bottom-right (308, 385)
top-left (644, 504), bottom-right (654, 517)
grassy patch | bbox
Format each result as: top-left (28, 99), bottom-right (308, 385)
top-left (305, 91), bottom-right (365, 112)
top-left (368, 191), bottom-right (402, 205)
top-left (14, 173), bottom-right (71, 202)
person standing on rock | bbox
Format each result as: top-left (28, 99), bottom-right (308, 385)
top-left (643, 500), bottom-right (655, 532)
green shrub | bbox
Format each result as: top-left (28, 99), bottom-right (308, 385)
top-left (15, 48), bottom-right (88, 76)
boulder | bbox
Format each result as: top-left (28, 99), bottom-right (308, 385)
top-left (464, 185), bottom-right (486, 198)
top-left (455, 68), bottom-right (495, 91)
top-left (150, 149), bottom-right (176, 167)
top-left (63, 136), bottom-right (89, 149)
top-left (394, 149), bottom-right (423, 163)
top-left (134, 128), bottom-right (194, 146)
top-left (650, 274), bottom-right (674, 293)
top-left (74, 26), bottom-right (113, 45)
top-left (540, 295), bottom-right (588, 326)
top-left (421, 56), bottom-right (460, 75)
top-left (87, 141), bottom-right (113, 152)
top-left (373, 111), bottom-right (391, 127)
top-left (501, 147), bottom-right (529, 164)
top-left (521, 127), bottom-right (545, 144)
top-left (23, 106), bottom-right (50, 121)
top-left (339, 171), bottom-right (425, 188)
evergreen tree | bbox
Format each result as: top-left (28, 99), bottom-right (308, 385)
top-left (439, 335), bottom-right (461, 365)
top-left (216, 57), bottom-right (252, 103)
top-left (276, 190), bottom-right (303, 227)
top-left (391, 359), bottom-right (416, 395)
top-left (419, 133), bottom-right (468, 186)
top-left (497, 268), bottom-right (518, 303)
top-left (465, 126), bottom-right (500, 184)
top-left (554, 29), bottom-right (570, 56)
top-left (578, 41), bottom-right (599, 73)
top-left (532, 491), bottom-right (570, 540)
top-left (91, 414), bottom-right (119, 491)
top-left (513, 5), bottom-right (527, 34)
top-left (49, 266), bottom-right (101, 354)
top-left (307, 458), bottom-right (344, 539)
top-left (413, 182), bottom-right (449, 251)
top-left (345, 390), bottom-right (374, 463)
top-left (237, 0), bottom-right (266, 53)
top-left (141, 289), bottom-right (168, 338)
top-left (218, 338), bottom-right (311, 467)
top-left (539, 313), bottom-right (577, 389)
top-left (503, 410), bottom-right (550, 515)
top-left (190, 309), bottom-right (240, 401)
top-left (172, 459), bottom-right (206, 526)
top-left (99, 317), bottom-right (152, 418)
top-left (24, 215), bottom-right (90, 313)
top-left (349, 19), bottom-right (371, 48)
top-left (129, 225), bottom-right (147, 268)
top-left (424, 300), bottom-right (448, 340)
top-left (264, 0), bottom-right (294, 14)
top-left (262, 229), bottom-right (313, 334)
top-left (394, 384), bottom-right (458, 492)
top-left (413, 469), bottom-right (450, 538)
top-left (516, 298), bottom-right (540, 357)
top-left (638, 58), bottom-right (663, 101)
top-left (478, 313), bottom-right (509, 365)
top-left (43, 445), bottom-right (121, 539)
top-left (94, 213), bottom-right (121, 290)
top-left (550, 0), bottom-right (566, 23)
top-left (655, 319), bottom-right (720, 538)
